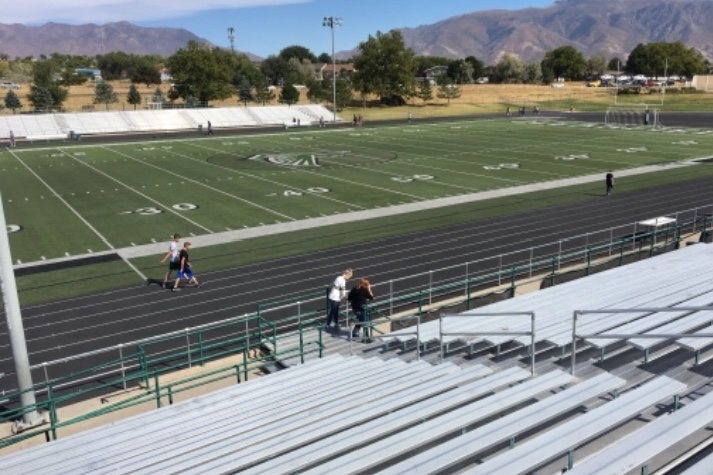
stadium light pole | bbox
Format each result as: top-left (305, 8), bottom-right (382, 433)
top-left (323, 16), bottom-right (342, 123)
top-left (0, 193), bottom-right (43, 431)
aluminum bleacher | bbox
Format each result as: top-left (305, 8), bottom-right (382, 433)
top-left (0, 105), bottom-right (337, 140)
top-left (460, 376), bottom-right (686, 475)
top-left (0, 114), bottom-right (65, 141)
top-left (566, 388), bottom-right (713, 474)
top-left (385, 243), bottom-right (713, 364)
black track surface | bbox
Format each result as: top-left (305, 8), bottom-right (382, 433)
top-left (2, 111), bottom-right (713, 395)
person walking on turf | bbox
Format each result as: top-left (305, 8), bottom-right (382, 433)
top-left (325, 268), bottom-right (352, 331)
top-left (605, 170), bottom-right (614, 196)
top-left (160, 233), bottom-right (181, 288)
top-left (348, 277), bottom-right (374, 340)
top-left (171, 242), bottom-right (201, 291)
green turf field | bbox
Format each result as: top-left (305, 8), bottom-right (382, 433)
top-left (3, 117), bottom-right (713, 266)
top-left (0, 120), bottom-right (713, 262)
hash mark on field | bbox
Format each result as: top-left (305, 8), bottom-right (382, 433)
top-left (131, 242), bottom-right (136, 246)
top-left (41, 256), bottom-right (46, 260)
top-left (189, 233), bottom-right (196, 236)
top-left (88, 249), bottom-right (93, 253)
top-left (151, 238), bottom-right (157, 243)
top-left (64, 252), bottom-right (70, 257)
top-left (16, 259), bottom-right (21, 265)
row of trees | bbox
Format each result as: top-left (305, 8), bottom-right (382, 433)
top-left (1, 33), bottom-right (710, 112)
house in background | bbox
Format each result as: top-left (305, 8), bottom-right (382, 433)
top-left (315, 63), bottom-right (356, 80)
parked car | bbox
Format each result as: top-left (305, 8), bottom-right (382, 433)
top-left (0, 82), bottom-right (20, 89)
top-left (587, 79), bottom-right (601, 87)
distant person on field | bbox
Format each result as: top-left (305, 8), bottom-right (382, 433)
top-left (506, 107), bottom-right (511, 116)
top-left (207, 121), bottom-right (213, 135)
top-left (605, 170), bottom-right (614, 196)
top-left (160, 233), bottom-right (181, 288)
top-left (171, 242), bottom-right (201, 291)
top-left (408, 112), bottom-right (413, 124)
top-left (319, 116), bottom-right (325, 128)
top-left (9, 130), bottom-right (16, 148)
top-left (325, 268), bottom-right (352, 331)
top-left (348, 277), bottom-right (374, 339)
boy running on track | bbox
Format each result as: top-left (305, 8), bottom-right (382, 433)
top-left (171, 242), bottom-right (201, 291)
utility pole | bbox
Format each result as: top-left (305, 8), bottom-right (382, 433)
top-left (227, 27), bottom-right (235, 53)
top-left (0, 193), bottom-right (43, 432)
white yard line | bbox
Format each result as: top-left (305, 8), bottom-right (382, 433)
top-left (8, 149), bottom-right (148, 280)
top-left (8, 149), bottom-right (116, 250)
top-left (60, 148), bottom-right (213, 233)
top-left (18, 159), bottom-right (693, 266)
top-left (183, 142), bottom-right (372, 209)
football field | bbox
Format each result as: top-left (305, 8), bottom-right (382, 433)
top-left (3, 117), bottom-right (713, 265)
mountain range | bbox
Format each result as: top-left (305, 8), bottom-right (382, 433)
top-left (1, 0), bottom-right (712, 64)
top-left (397, 0), bottom-right (713, 63)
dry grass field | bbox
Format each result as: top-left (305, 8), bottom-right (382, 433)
top-left (3, 78), bottom-right (709, 121)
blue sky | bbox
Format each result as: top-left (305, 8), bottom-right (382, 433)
top-left (8, 0), bottom-right (556, 58)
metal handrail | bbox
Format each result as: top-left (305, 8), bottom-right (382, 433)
top-left (571, 306), bottom-right (713, 375)
top-left (439, 311), bottom-right (536, 376)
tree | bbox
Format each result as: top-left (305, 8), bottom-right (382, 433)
top-left (465, 56), bottom-right (486, 81)
top-left (279, 45), bottom-right (317, 63)
top-left (608, 57), bottom-right (623, 71)
top-left (285, 57), bottom-right (315, 84)
top-left (541, 46), bottom-right (587, 81)
top-left (317, 52), bottom-right (332, 63)
top-left (27, 86), bottom-right (54, 111)
top-left (254, 76), bottom-right (275, 105)
top-left (417, 80), bottom-right (433, 103)
top-left (447, 59), bottom-right (474, 84)
top-left (260, 55), bottom-right (289, 85)
top-left (279, 83), bottom-right (300, 105)
top-left (523, 62), bottom-right (543, 84)
top-left (152, 87), bottom-right (164, 104)
top-left (27, 60), bottom-right (68, 111)
top-left (437, 77), bottom-right (461, 105)
top-left (306, 78), bottom-right (326, 103)
top-left (4, 89), bottom-right (22, 113)
top-left (352, 30), bottom-right (416, 104)
top-left (493, 54), bottom-right (525, 84)
top-left (334, 77), bottom-right (353, 110)
top-left (128, 59), bottom-right (161, 87)
top-left (93, 81), bottom-right (118, 110)
top-left (238, 77), bottom-right (253, 106)
top-left (626, 42), bottom-right (708, 78)
top-left (126, 84), bottom-right (142, 110)
top-left (586, 53), bottom-right (608, 78)
top-left (167, 41), bottom-right (234, 104)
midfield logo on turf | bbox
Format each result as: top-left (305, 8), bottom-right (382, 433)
top-left (246, 151), bottom-right (351, 167)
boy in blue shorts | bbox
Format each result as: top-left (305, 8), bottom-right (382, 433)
top-left (171, 242), bottom-right (202, 291)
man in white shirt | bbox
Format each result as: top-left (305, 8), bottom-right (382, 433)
top-left (325, 268), bottom-right (352, 331)
top-left (160, 233), bottom-right (181, 288)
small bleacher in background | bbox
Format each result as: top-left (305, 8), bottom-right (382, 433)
top-left (0, 105), bottom-right (337, 141)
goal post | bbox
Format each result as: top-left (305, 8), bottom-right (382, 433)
top-left (604, 106), bottom-right (661, 129)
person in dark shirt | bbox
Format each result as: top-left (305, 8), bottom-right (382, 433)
top-left (606, 170), bottom-right (614, 196)
top-left (171, 242), bottom-right (202, 291)
top-left (348, 278), bottom-right (374, 339)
